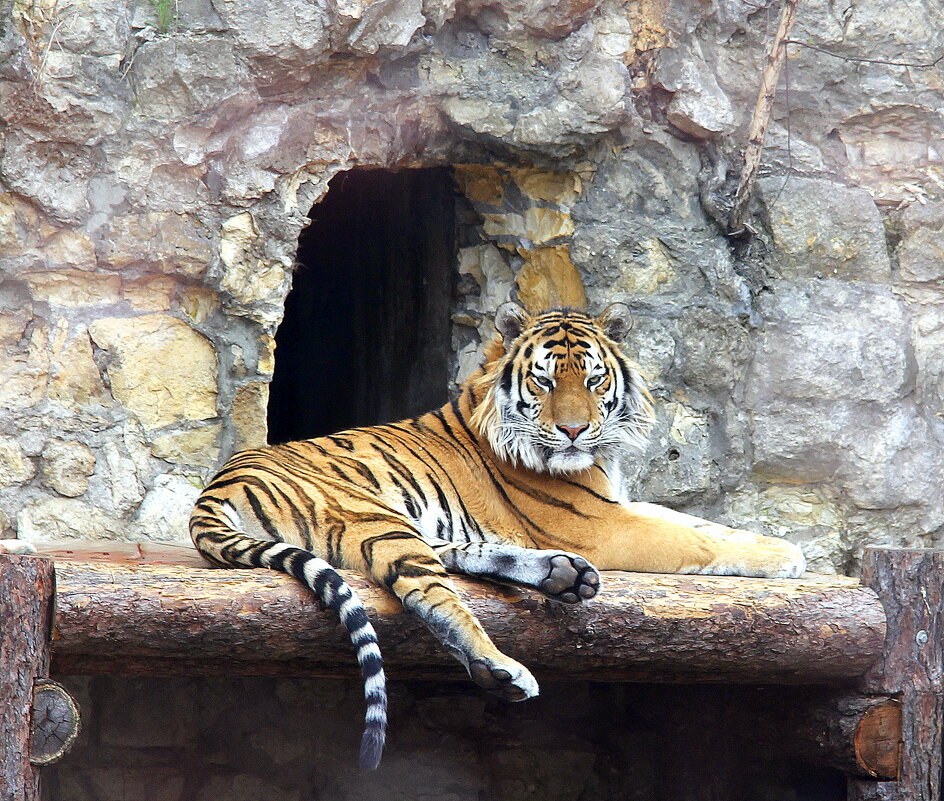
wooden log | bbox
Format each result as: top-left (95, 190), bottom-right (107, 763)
top-left (29, 680), bottom-right (81, 766)
top-left (849, 548), bottom-right (944, 801)
top-left (0, 555), bottom-right (55, 801)
top-left (770, 691), bottom-right (900, 779)
top-left (46, 549), bottom-right (887, 684)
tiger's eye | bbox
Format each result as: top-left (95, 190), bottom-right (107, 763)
top-left (586, 374), bottom-right (605, 389)
top-left (533, 375), bottom-right (554, 391)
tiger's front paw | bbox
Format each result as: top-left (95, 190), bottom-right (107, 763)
top-left (700, 532), bottom-right (806, 579)
top-left (468, 654), bottom-right (539, 701)
top-left (539, 553), bottom-right (601, 603)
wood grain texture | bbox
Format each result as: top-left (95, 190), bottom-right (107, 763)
top-left (0, 555), bottom-right (55, 801)
top-left (850, 548), bottom-right (944, 801)
top-left (46, 549), bottom-right (887, 684)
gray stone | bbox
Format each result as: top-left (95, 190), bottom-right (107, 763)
top-left (15, 498), bottom-right (128, 543)
top-left (40, 439), bottom-right (96, 497)
top-left (134, 472), bottom-right (203, 544)
top-left (758, 177), bottom-right (892, 281)
top-left (747, 280), bottom-right (913, 404)
top-left (897, 200), bottom-right (944, 285)
top-left (656, 41), bottom-right (735, 139)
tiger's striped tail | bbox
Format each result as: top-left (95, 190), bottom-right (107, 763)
top-left (190, 508), bottom-right (387, 770)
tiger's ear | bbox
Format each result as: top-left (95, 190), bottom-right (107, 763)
top-left (596, 303), bottom-right (633, 343)
top-left (494, 302), bottom-right (529, 344)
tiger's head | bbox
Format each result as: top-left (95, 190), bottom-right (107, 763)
top-left (470, 303), bottom-right (654, 475)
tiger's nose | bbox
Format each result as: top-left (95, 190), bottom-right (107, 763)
top-left (557, 424), bottom-right (588, 441)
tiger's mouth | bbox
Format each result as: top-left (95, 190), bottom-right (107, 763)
top-left (543, 444), bottom-right (596, 473)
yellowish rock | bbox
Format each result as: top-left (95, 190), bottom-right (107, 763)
top-left (515, 246), bottom-right (587, 312)
top-left (0, 307), bottom-right (28, 348)
top-left (123, 275), bottom-right (176, 312)
top-left (43, 230), bottom-right (97, 270)
top-left (0, 436), bottom-right (35, 487)
top-left (47, 328), bottom-right (107, 407)
top-left (88, 314), bottom-right (219, 429)
top-left (0, 325), bottom-right (51, 410)
top-left (177, 285), bottom-right (220, 323)
top-left (219, 212), bottom-right (286, 306)
top-left (151, 424), bottom-right (222, 469)
top-left (627, 0), bottom-right (670, 54)
top-left (232, 382), bottom-right (269, 451)
top-left (257, 334), bottom-right (276, 378)
top-left (40, 439), bottom-right (96, 497)
top-left (522, 208), bottom-right (575, 244)
top-left (453, 165), bottom-right (507, 207)
top-left (102, 213), bottom-right (211, 276)
top-left (0, 192), bottom-right (41, 258)
top-left (509, 168), bottom-right (581, 205)
top-left (615, 238), bottom-right (677, 295)
top-left (24, 271), bottom-right (121, 306)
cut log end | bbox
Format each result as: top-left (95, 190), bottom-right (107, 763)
top-left (29, 680), bottom-right (81, 766)
top-left (854, 700), bottom-right (901, 780)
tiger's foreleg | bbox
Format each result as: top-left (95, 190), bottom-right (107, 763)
top-left (568, 502), bottom-right (806, 578)
top-left (357, 528), bottom-right (539, 701)
top-left (427, 539), bottom-right (601, 604)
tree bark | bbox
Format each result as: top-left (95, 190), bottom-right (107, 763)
top-left (0, 555), bottom-right (55, 801)
top-left (47, 550), bottom-right (886, 684)
top-left (849, 548), bottom-right (944, 801)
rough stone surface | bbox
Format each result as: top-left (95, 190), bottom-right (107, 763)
top-left (0, 436), bottom-right (35, 487)
top-left (40, 439), bottom-right (96, 497)
top-left (758, 177), bottom-right (893, 281)
top-left (16, 498), bottom-right (128, 544)
top-left (0, 0), bottom-right (939, 571)
top-left (87, 314), bottom-right (219, 429)
top-left (134, 472), bottom-right (203, 544)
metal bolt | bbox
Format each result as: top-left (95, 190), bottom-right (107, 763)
top-left (916, 629), bottom-right (929, 645)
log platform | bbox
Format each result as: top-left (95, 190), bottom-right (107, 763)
top-left (1, 544), bottom-right (942, 800)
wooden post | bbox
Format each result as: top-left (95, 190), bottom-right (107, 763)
top-left (0, 554), bottom-right (55, 801)
top-left (849, 548), bottom-right (944, 801)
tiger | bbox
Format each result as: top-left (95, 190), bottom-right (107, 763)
top-left (189, 301), bottom-right (806, 769)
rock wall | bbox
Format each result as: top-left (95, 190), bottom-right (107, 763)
top-left (3, 0), bottom-right (942, 569)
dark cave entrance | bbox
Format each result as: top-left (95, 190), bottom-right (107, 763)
top-left (267, 168), bottom-right (457, 444)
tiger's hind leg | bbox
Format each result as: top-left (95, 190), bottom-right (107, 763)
top-left (427, 539), bottom-right (601, 604)
top-left (357, 529), bottom-right (539, 701)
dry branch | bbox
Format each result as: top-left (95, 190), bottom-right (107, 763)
top-left (728, 0), bottom-right (799, 235)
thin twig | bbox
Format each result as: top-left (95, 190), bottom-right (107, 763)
top-left (32, 10), bottom-right (79, 87)
top-left (728, 0), bottom-right (799, 236)
top-left (782, 39), bottom-right (944, 69)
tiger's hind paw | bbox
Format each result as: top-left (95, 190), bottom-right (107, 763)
top-left (468, 656), bottom-right (539, 702)
top-left (539, 553), bottom-right (600, 603)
